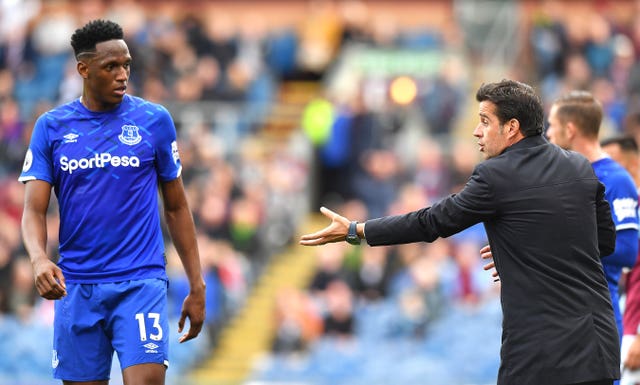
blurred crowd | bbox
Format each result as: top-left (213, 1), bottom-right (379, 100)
top-left (2, 0), bottom-right (640, 383)
top-left (528, 0), bottom-right (640, 136)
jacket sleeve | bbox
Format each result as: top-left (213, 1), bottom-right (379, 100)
top-left (596, 180), bottom-right (617, 257)
top-left (365, 164), bottom-right (496, 246)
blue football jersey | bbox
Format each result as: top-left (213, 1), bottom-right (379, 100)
top-left (19, 95), bottom-right (181, 283)
top-left (593, 157), bottom-right (639, 235)
top-left (592, 156), bottom-right (639, 336)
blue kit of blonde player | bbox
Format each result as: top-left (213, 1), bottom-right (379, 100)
top-left (592, 156), bottom-right (640, 338)
top-left (19, 94), bottom-right (181, 380)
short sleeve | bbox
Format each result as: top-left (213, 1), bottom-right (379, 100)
top-left (606, 174), bottom-right (639, 232)
top-left (154, 106), bottom-right (182, 182)
top-left (18, 114), bottom-right (54, 184)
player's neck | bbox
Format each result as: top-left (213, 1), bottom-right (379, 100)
top-left (80, 94), bottom-right (121, 112)
top-left (572, 137), bottom-right (605, 163)
top-left (584, 146), bottom-right (608, 164)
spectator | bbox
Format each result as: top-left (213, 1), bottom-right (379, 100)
top-left (322, 279), bottom-right (355, 338)
top-left (271, 287), bottom-right (323, 354)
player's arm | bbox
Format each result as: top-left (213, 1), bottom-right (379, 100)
top-left (160, 176), bottom-right (206, 342)
top-left (21, 180), bottom-right (67, 299)
top-left (601, 228), bottom-right (638, 267)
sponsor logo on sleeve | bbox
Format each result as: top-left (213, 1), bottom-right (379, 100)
top-left (613, 197), bottom-right (638, 222)
top-left (22, 149), bottom-right (33, 172)
top-left (171, 141), bottom-right (180, 164)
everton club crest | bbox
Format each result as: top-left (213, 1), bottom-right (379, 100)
top-left (119, 125), bottom-right (142, 145)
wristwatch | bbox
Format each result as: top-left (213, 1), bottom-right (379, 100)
top-left (346, 221), bottom-right (361, 245)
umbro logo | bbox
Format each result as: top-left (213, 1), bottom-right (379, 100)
top-left (143, 342), bottom-right (159, 353)
top-left (63, 133), bottom-right (79, 143)
top-left (143, 342), bottom-right (158, 350)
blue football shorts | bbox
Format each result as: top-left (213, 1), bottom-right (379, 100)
top-left (52, 278), bottom-right (169, 381)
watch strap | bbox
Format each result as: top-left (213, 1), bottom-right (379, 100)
top-left (347, 221), bottom-right (361, 245)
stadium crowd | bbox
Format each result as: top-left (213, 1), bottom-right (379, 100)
top-left (2, 0), bottom-right (640, 384)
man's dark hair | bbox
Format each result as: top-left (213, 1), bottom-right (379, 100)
top-left (70, 19), bottom-right (123, 59)
top-left (624, 110), bottom-right (640, 136)
top-left (601, 135), bottom-right (639, 154)
top-left (553, 90), bottom-right (603, 139)
top-left (476, 79), bottom-right (544, 137)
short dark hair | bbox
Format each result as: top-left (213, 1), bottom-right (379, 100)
top-left (475, 79), bottom-right (544, 137)
top-left (601, 135), bottom-right (639, 154)
top-left (70, 19), bottom-right (123, 59)
top-left (624, 110), bottom-right (640, 135)
top-left (552, 91), bottom-right (603, 139)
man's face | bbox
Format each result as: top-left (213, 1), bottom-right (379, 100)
top-left (473, 101), bottom-right (511, 160)
top-left (80, 39), bottom-right (131, 110)
top-left (546, 104), bottom-right (571, 149)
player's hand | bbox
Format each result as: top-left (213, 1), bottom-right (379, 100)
top-left (178, 285), bottom-right (205, 343)
top-left (480, 244), bottom-right (500, 282)
top-left (625, 335), bottom-right (640, 370)
top-left (31, 257), bottom-right (67, 299)
top-left (299, 207), bottom-right (350, 246)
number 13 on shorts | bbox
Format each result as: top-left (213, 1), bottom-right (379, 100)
top-left (135, 312), bottom-right (163, 342)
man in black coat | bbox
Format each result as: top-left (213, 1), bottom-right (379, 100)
top-left (300, 79), bottom-right (619, 385)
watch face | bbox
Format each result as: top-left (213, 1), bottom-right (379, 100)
top-left (347, 235), bottom-right (360, 245)
top-left (347, 221), bottom-right (360, 245)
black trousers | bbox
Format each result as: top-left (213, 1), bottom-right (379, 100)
top-left (567, 380), bottom-right (613, 385)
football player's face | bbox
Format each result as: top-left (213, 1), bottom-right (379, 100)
top-left (546, 104), bottom-right (571, 150)
top-left (79, 39), bottom-right (131, 111)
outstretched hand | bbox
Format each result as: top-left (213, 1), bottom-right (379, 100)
top-left (299, 207), bottom-right (350, 246)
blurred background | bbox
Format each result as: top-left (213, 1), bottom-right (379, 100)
top-left (0, 0), bottom-right (638, 384)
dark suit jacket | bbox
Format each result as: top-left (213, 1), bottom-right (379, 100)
top-left (365, 135), bottom-right (619, 385)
